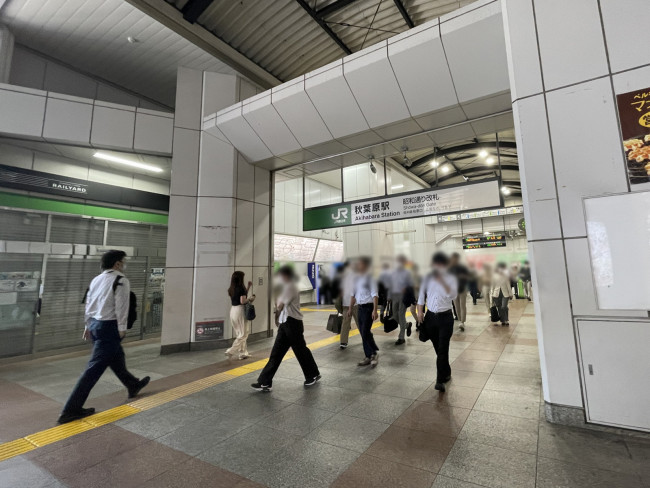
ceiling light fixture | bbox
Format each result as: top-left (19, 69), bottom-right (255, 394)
top-left (93, 152), bottom-right (163, 173)
top-left (430, 159), bottom-right (439, 168)
top-left (441, 166), bottom-right (449, 174)
top-left (479, 150), bottom-right (488, 158)
top-left (486, 157), bottom-right (495, 165)
top-left (501, 186), bottom-right (511, 195)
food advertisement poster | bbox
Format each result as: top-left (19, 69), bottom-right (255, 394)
top-left (617, 87), bottom-right (650, 185)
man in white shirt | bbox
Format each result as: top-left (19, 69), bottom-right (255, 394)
top-left (252, 265), bottom-right (320, 392)
top-left (58, 250), bottom-right (150, 424)
top-left (339, 262), bottom-right (359, 350)
top-left (417, 252), bottom-right (458, 393)
top-left (391, 255), bottom-right (413, 345)
top-left (349, 257), bottom-right (379, 368)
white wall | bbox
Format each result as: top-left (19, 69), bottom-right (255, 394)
top-left (0, 142), bottom-right (170, 195)
top-left (275, 176), bottom-right (343, 241)
top-left (9, 45), bottom-right (171, 112)
top-left (502, 0), bottom-right (650, 415)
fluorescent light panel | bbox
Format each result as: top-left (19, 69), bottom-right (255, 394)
top-left (93, 152), bottom-right (163, 173)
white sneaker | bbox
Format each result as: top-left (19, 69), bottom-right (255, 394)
top-left (225, 350), bottom-right (233, 356)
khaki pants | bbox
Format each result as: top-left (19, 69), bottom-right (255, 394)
top-left (340, 305), bottom-right (358, 344)
top-left (482, 285), bottom-right (492, 312)
top-left (227, 305), bottom-right (249, 357)
top-left (524, 280), bottom-right (532, 300)
top-left (453, 291), bottom-right (467, 323)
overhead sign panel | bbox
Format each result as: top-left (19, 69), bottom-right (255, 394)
top-left (463, 233), bottom-right (507, 249)
top-left (303, 178), bottom-right (502, 231)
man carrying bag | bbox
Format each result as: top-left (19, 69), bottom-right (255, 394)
top-left (57, 250), bottom-right (150, 424)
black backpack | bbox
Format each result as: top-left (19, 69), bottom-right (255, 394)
top-left (82, 275), bottom-right (137, 329)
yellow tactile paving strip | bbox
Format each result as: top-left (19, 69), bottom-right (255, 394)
top-left (0, 317), bottom-right (388, 462)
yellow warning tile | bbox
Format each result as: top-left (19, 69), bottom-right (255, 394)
top-left (83, 405), bottom-right (141, 427)
top-left (227, 366), bottom-right (257, 377)
top-left (0, 438), bottom-right (36, 461)
top-left (26, 421), bottom-right (95, 447)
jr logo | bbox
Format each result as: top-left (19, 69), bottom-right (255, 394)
top-left (331, 208), bottom-right (348, 220)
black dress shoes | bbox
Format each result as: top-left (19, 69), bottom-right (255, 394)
top-left (128, 376), bottom-right (151, 399)
top-left (57, 407), bottom-right (95, 425)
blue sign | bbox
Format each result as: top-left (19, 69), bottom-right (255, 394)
top-left (307, 263), bottom-right (317, 289)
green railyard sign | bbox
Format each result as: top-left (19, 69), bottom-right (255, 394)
top-left (303, 178), bottom-right (502, 231)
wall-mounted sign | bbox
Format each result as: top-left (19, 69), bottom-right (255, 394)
top-left (0, 164), bottom-right (169, 211)
top-left (314, 239), bottom-right (344, 262)
top-left (307, 262), bottom-right (317, 289)
top-left (463, 233), bottom-right (507, 250)
top-left (438, 205), bottom-right (524, 223)
top-left (195, 320), bottom-right (224, 341)
top-left (274, 234), bottom-right (318, 262)
top-left (48, 180), bottom-right (88, 194)
top-left (303, 178), bottom-right (502, 231)
top-left (617, 86), bottom-right (650, 185)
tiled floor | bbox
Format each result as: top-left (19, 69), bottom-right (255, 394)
top-left (1, 300), bottom-right (650, 488)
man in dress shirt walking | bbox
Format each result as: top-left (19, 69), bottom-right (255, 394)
top-left (417, 252), bottom-right (458, 393)
top-left (391, 255), bottom-right (413, 345)
top-left (57, 250), bottom-right (150, 424)
top-left (349, 257), bottom-right (380, 368)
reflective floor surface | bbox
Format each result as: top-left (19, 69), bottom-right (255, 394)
top-left (1, 299), bottom-right (649, 488)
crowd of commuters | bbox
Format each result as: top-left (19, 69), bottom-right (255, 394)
top-left (58, 248), bottom-right (531, 424)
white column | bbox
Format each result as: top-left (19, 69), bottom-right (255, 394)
top-left (0, 26), bottom-right (14, 83)
top-left (501, 0), bottom-right (650, 420)
top-left (162, 68), bottom-right (271, 352)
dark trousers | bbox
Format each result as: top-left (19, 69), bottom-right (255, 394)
top-left (422, 310), bottom-right (454, 382)
top-left (62, 319), bottom-right (139, 413)
top-left (357, 303), bottom-right (379, 358)
top-left (468, 281), bottom-right (479, 305)
top-left (258, 317), bottom-right (319, 385)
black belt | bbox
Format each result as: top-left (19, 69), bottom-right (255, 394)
top-left (358, 303), bottom-right (374, 308)
top-left (426, 309), bottom-right (452, 316)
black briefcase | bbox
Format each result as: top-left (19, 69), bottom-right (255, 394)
top-left (490, 305), bottom-right (500, 323)
top-left (326, 313), bottom-right (343, 334)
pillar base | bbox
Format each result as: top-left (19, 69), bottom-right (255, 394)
top-left (160, 329), bottom-right (273, 355)
top-left (544, 402), bottom-right (648, 438)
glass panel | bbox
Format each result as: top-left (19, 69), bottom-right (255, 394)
top-left (0, 254), bottom-right (42, 358)
top-left (387, 165), bottom-right (425, 194)
top-left (304, 169), bottom-right (342, 208)
top-left (343, 160), bottom-right (386, 202)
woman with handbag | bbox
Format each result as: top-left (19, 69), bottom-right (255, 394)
top-left (491, 263), bottom-right (513, 326)
top-left (226, 271), bottom-right (255, 359)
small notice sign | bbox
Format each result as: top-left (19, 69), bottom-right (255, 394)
top-left (195, 320), bottom-right (224, 341)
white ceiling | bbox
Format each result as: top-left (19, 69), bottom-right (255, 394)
top-left (0, 138), bottom-right (172, 180)
top-left (0, 0), bottom-right (239, 107)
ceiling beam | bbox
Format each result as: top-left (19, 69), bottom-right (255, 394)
top-left (181, 0), bottom-right (214, 24)
top-left (392, 0), bottom-right (414, 28)
top-left (316, 0), bottom-right (360, 18)
top-left (418, 164), bottom-right (520, 182)
top-left (125, 0), bottom-right (281, 89)
top-left (295, 0), bottom-right (352, 55)
top-left (410, 141), bottom-right (518, 169)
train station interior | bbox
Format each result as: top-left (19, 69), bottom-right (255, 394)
top-left (0, 0), bottom-right (649, 487)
